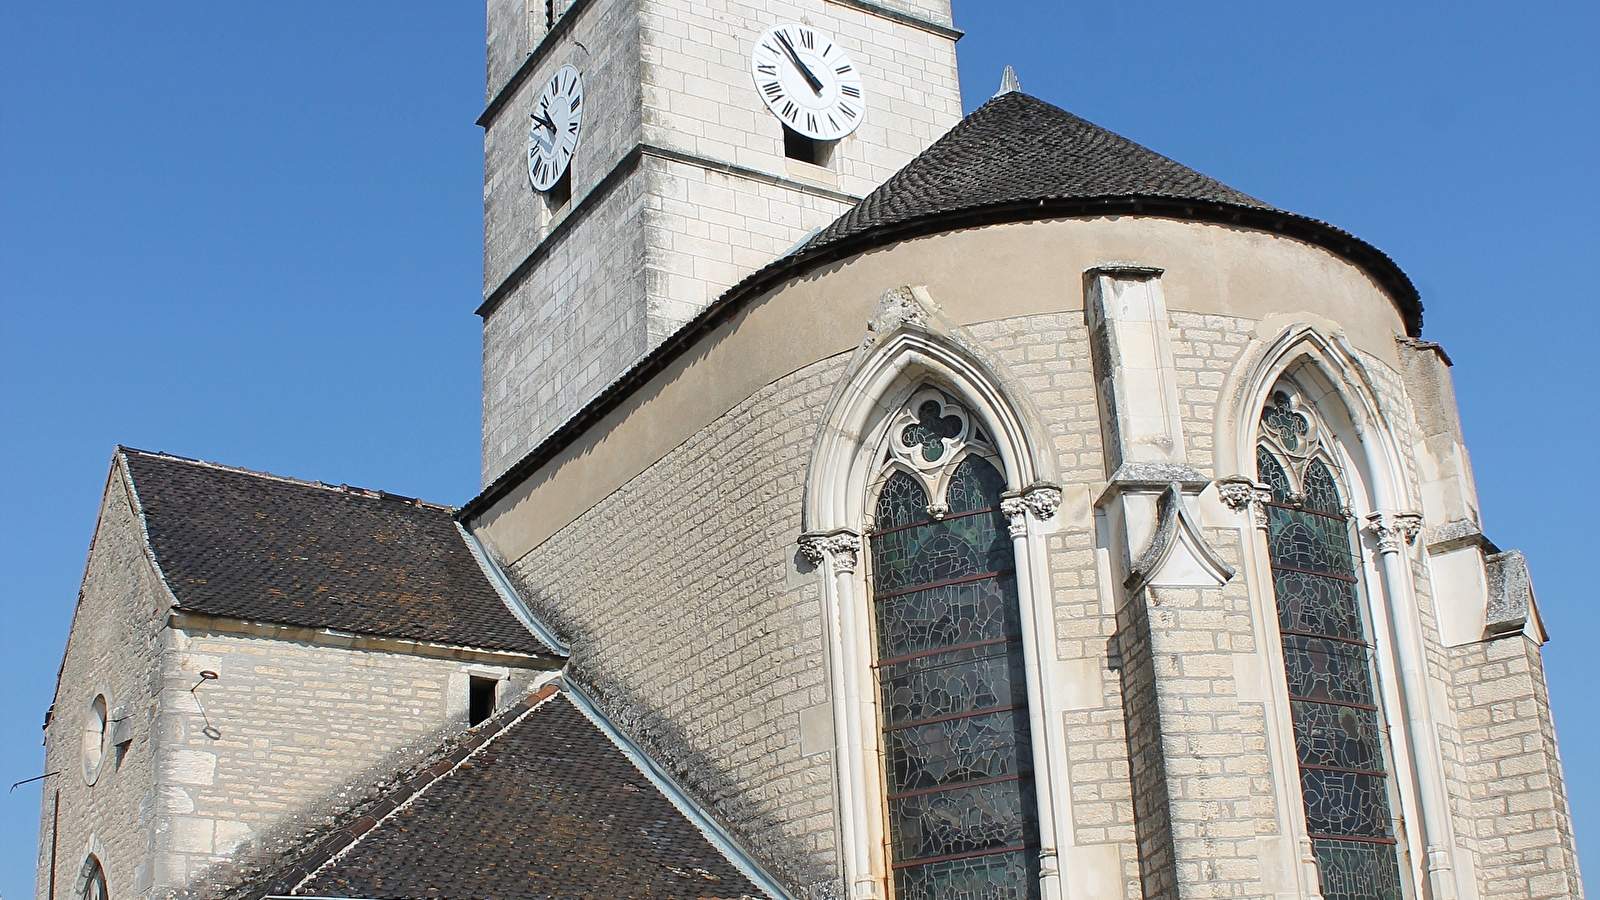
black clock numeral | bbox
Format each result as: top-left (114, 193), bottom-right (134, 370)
top-left (761, 42), bottom-right (780, 57)
top-left (799, 29), bottom-right (814, 49)
top-left (841, 84), bottom-right (860, 98)
top-left (763, 82), bottom-right (784, 98)
top-left (757, 63), bottom-right (776, 75)
top-left (571, 96), bottom-right (581, 112)
top-left (806, 113), bottom-right (817, 132)
top-left (828, 114), bottom-right (840, 130)
top-left (568, 121), bottom-right (580, 133)
top-left (840, 103), bottom-right (857, 119)
top-left (782, 100), bottom-right (798, 121)
top-left (835, 64), bottom-right (852, 75)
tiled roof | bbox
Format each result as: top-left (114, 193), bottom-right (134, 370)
top-left (799, 91), bottom-right (1421, 334)
top-left (268, 684), bottom-right (767, 900)
top-left (806, 90), bottom-right (1273, 249)
top-left (120, 448), bottom-right (553, 656)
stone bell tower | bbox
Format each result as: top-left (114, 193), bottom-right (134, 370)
top-left (477, 0), bottom-right (964, 485)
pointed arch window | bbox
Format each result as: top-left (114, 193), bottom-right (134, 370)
top-left (867, 389), bottom-right (1039, 900)
top-left (1257, 388), bottom-right (1402, 900)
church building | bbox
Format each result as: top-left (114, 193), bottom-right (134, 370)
top-left (36, 2), bottom-right (1582, 900)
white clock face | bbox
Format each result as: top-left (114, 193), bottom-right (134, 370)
top-left (750, 23), bottom-right (863, 142)
top-left (527, 65), bottom-right (583, 192)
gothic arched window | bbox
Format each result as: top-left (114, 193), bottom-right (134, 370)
top-left (867, 389), bottom-right (1039, 900)
top-left (1257, 388), bottom-right (1402, 900)
top-left (81, 856), bottom-right (108, 900)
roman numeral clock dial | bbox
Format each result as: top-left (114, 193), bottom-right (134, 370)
top-left (527, 64), bottom-right (583, 192)
top-left (750, 24), bottom-right (863, 142)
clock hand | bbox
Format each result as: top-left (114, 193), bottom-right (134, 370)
top-left (773, 31), bottom-right (824, 94)
top-left (531, 111), bottom-right (558, 133)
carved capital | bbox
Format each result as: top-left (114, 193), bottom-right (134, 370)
top-left (1001, 485), bottom-right (1062, 538)
top-left (1216, 476), bottom-right (1273, 529)
top-left (1365, 511), bottom-right (1424, 554)
top-left (799, 530), bottom-right (863, 573)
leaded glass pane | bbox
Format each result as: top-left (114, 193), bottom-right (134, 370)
top-left (1304, 460), bottom-right (1344, 516)
top-left (1267, 508), bottom-right (1356, 577)
top-left (1302, 768), bottom-right (1395, 837)
top-left (1312, 839), bottom-right (1404, 900)
top-left (1292, 700), bottom-right (1384, 772)
top-left (894, 851), bottom-right (1036, 900)
top-left (1258, 446), bottom-right (1292, 504)
top-left (880, 642), bottom-right (1029, 729)
top-left (1274, 569), bottom-right (1363, 643)
top-left (879, 471), bottom-right (931, 530)
top-left (888, 776), bottom-right (1033, 861)
top-left (1259, 440), bottom-right (1402, 898)
top-left (884, 707), bottom-right (1034, 793)
top-left (872, 447), bottom-right (1037, 899)
top-left (946, 455), bottom-right (1008, 515)
top-left (876, 575), bottom-right (1021, 663)
top-left (1282, 635), bottom-right (1377, 707)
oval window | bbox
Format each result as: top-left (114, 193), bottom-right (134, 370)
top-left (82, 694), bottom-right (108, 783)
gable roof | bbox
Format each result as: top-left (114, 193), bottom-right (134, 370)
top-left (260, 684), bottom-right (769, 900)
top-left (120, 447), bottom-right (553, 657)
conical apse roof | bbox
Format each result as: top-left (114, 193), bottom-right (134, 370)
top-left (800, 91), bottom-right (1420, 334)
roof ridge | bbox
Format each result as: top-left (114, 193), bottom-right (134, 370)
top-left (117, 445), bottom-right (455, 512)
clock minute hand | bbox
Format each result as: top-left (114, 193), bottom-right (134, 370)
top-left (773, 31), bottom-right (824, 94)
top-left (532, 111), bottom-right (558, 133)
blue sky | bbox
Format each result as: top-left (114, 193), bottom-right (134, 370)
top-left (1, 2), bottom-right (1595, 895)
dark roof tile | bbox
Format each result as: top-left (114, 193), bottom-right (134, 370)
top-left (292, 688), bottom-right (767, 900)
top-left (121, 448), bottom-right (552, 656)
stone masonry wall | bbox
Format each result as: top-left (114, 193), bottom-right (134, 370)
top-left (148, 629), bottom-right (543, 897)
top-left (480, 0), bottom-right (964, 484)
top-left (509, 355), bottom-right (850, 897)
top-left (1451, 636), bottom-right (1583, 900)
top-left (37, 467), bottom-right (168, 900)
top-left (496, 295), bottom-right (1577, 900)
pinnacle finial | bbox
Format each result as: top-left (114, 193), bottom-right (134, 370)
top-left (995, 65), bottom-right (1020, 97)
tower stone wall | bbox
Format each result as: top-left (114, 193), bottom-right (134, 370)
top-left (478, 0), bottom-right (961, 483)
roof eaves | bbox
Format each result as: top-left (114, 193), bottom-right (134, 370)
top-left (455, 522), bottom-right (570, 656)
top-left (459, 191), bottom-right (1421, 521)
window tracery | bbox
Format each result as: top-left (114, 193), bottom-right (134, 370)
top-left (1256, 385), bottom-right (1402, 900)
top-left (867, 389), bottom-right (1039, 900)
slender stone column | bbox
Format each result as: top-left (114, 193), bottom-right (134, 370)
top-left (1366, 512), bottom-right (1459, 900)
top-left (1004, 485), bottom-right (1066, 900)
top-left (799, 530), bottom-right (880, 900)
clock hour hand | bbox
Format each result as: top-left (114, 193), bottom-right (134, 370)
top-left (773, 31), bottom-right (823, 94)
top-left (531, 111), bottom-right (558, 134)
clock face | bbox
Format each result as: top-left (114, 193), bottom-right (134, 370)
top-left (750, 23), bottom-right (863, 142)
top-left (527, 65), bottom-right (583, 192)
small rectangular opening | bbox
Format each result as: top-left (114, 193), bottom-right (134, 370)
top-left (784, 127), bottom-right (832, 167)
top-left (546, 168), bottom-right (572, 210)
top-left (469, 676), bottom-right (497, 726)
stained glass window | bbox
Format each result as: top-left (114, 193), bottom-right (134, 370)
top-left (870, 455), bottom-right (1039, 900)
top-left (1259, 437), bottom-right (1402, 900)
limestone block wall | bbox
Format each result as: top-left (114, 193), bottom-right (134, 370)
top-left (483, 171), bottom-right (651, 475)
top-left (147, 629), bottom-right (544, 896)
top-left (1451, 636), bottom-right (1583, 900)
top-left (482, 0), bottom-right (644, 293)
top-left (508, 356), bottom-right (850, 896)
top-left (478, 215), bottom-right (1581, 900)
top-left (37, 468), bottom-right (168, 900)
top-left (639, 0), bottom-right (961, 200)
top-left (479, 0), bottom-right (963, 483)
